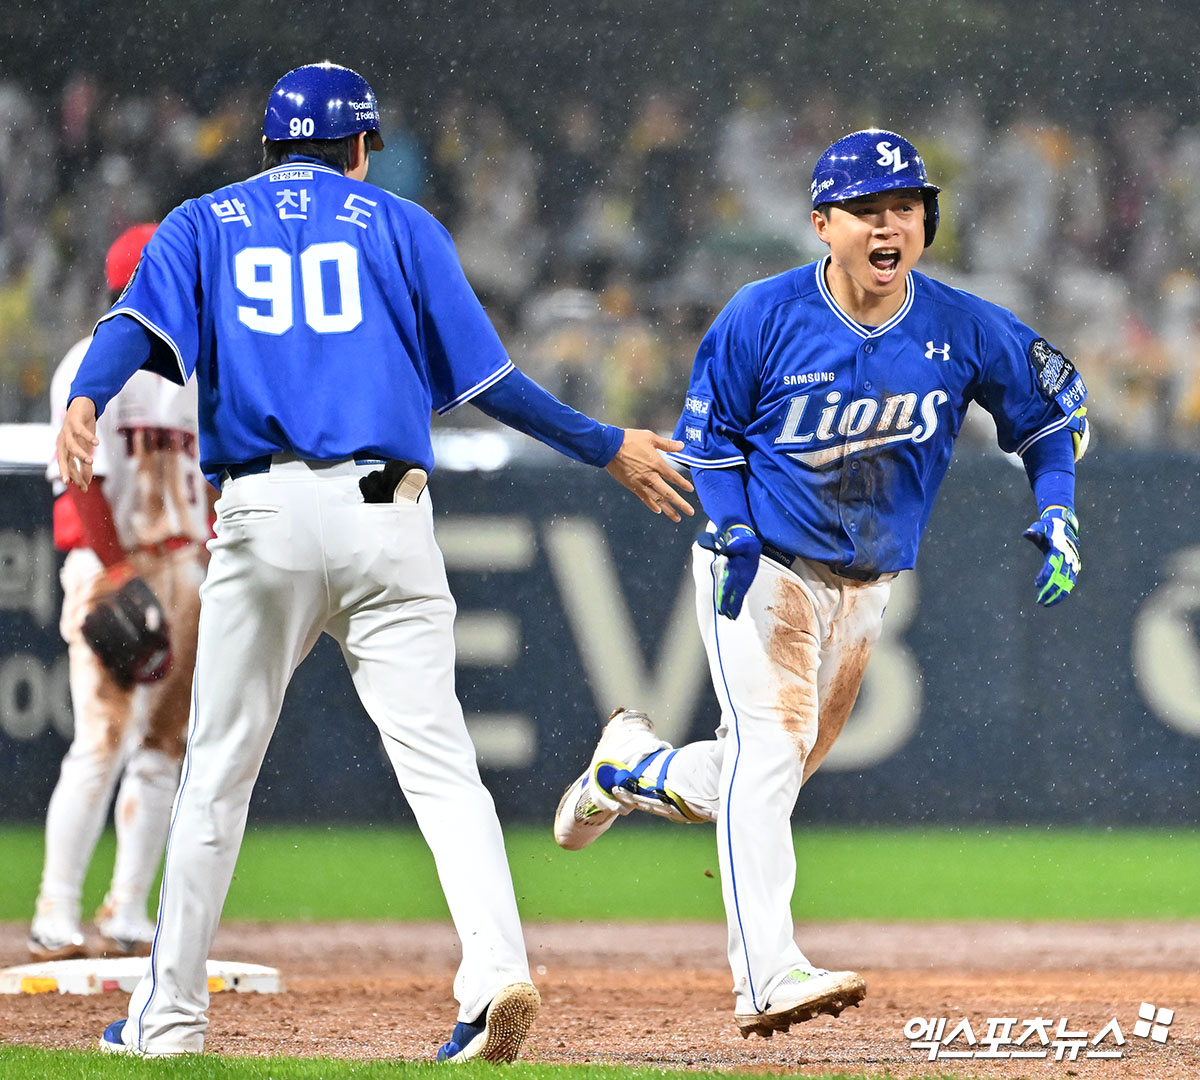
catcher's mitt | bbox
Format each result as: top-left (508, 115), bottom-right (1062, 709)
top-left (81, 576), bottom-right (172, 688)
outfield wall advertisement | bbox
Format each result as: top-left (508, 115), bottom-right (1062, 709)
top-left (2, 446), bottom-right (1198, 826)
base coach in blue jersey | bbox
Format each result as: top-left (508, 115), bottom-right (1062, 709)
top-left (57, 61), bottom-right (694, 1063)
top-left (553, 129), bottom-right (1087, 1040)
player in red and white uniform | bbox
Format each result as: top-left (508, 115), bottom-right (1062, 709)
top-left (30, 225), bottom-right (211, 961)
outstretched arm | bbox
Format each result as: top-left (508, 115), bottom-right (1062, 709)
top-left (57, 314), bottom-right (159, 491)
top-left (473, 368), bottom-right (693, 520)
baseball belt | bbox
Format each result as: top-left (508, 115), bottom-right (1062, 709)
top-left (224, 453), bottom-right (388, 482)
top-left (759, 539), bottom-right (885, 583)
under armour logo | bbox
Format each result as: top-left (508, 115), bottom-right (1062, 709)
top-left (876, 141), bottom-right (910, 173)
top-left (925, 341), bottom-right (951, 361)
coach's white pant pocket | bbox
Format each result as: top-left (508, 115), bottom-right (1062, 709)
top-left (218, 505), bottom-right (280, 523)
top-left (212, 504), bottom-right (282, 546)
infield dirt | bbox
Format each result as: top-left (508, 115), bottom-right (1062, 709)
top-left (2, 921), bottom-right (1198, 1078)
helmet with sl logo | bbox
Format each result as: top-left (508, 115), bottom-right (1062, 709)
top-left (810, 128), bottom-right (940, 247)
top-left (263, 61), bottom-right (384, 150)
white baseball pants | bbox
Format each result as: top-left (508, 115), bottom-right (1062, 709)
top-left (658, 544), bottom-right (893, 1014)
top-left (123, 458), bottom-right (529, 1053)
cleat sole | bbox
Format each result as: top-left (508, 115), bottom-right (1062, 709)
top-left (451, 982), bottom-right (540, 1063)
top-left (735, 974), bottom-right (866, 1038)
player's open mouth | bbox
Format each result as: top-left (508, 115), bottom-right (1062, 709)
top-left (869, 248), bottom-right (900, 273)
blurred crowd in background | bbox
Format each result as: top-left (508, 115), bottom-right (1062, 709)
top-left (1, 71), bottom-right (1198, 452)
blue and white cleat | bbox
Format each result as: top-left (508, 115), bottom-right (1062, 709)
top-left (553, 708), bottom-right (671, 851)
top-left (593, 760), bottom-right (709, 825)
top-left (99, 1018), bottom-right (187, 1056)
top-left (99, 1019), bottom-right (136, 1054)
top-left (436, 982), bottom-right (540, 1063)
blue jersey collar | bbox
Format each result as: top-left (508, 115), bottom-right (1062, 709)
top-left (269, 156), bottom-right (343, 177)
top-left (276, 154), bottom-right (343, 172)
top-left (246, 157), bottom-right (345, 183)
top-left (814, 256), bottom-right (914, 339)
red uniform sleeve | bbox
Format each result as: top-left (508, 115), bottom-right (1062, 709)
top-left (68, 480), bottom-right (127, 571)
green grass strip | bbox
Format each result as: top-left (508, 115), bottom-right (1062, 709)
top-left (2, 824), bottom-right (1198, 923)
top-left (0, 1048), bottom-right (965, 1080)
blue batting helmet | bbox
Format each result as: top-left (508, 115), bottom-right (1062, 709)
top-left (810, 129), bottom-right (940, 247)
top-left (263, 62), bottom-right (384, 150)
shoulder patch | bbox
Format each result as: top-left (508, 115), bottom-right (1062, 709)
top-left (681, 393), bottom-right (712, 447)
top-left (1028, 338), bottom-right (1087, 414)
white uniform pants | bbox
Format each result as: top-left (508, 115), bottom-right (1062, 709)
top-left (124, 458), bottom-right (529, 1053)
top-left (661, 544), bottom-right (892, 1014)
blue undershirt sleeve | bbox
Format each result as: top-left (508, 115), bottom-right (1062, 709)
top-left (68, 315), bottom-right (156, 417)
top-left (1022, 429), bottom-right (1076, 513)
top-left (692, 465), bottom-right (753, 534)
top-left (472, 367), bottom-right (624, 467)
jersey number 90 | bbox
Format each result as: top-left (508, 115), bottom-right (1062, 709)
top-left (289, 117), bottom-right (316, 138)
top-left (234, 243), bottom-right (363, 335)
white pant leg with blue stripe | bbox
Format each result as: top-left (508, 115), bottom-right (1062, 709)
top-left (658, 543), bottom-right (891, 1014)
top-left (122, 459), bottom-right (530, 1052)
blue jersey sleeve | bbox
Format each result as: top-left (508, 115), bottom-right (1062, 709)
top-left (974, 306), bottom-right (1088, 456)
top-left (670, 288), bottom-right (763, 469)
top-left (68, 315), bottom-right (155, 416)
top-left (692, 464), bottom-right (753, 533)
top-left (1022, 429), bottom-right (1076, 512)
top-left (473, 367), bottom-right (623, 466)
top-left (100, 206), bottom-right (201, 385)
top-left (406, 210), bottom-right (514, 413)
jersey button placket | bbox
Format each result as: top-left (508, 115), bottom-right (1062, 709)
top-left (838, 339), bottom-right (866, 556)
top-left (844, 336), bottom-right (880, 556)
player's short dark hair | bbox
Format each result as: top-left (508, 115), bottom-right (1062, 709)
top-left (261, 134), bottom-right (364, 172)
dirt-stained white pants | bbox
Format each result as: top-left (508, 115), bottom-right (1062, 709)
top-left (658, 543), bottom-right (893, 1015)
top-left (122, 458), bottom-right (529, 1054)
top-left (36, 544), bottom-right (202, 932)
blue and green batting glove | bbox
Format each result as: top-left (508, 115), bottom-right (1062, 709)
top-left (696, 524), bottom-right (763, 620)
top-left (1022, 506), bottom-right (1081, 607)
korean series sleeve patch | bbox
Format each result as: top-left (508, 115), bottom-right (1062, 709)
top-left (1028, 338), bottom-right (1087, 415)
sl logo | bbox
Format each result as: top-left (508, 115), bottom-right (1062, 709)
top-left (876, 141), bottom-right (910, 173)
top-left (925, 341), bottom-right (951, 361)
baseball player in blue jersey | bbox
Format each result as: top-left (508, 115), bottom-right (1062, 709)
top-left (554, 129), bottom-right (1087, 1040)
top-left (56, 61), bottom-right (693, 1063)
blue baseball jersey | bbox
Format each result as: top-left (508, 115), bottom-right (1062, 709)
top-left (87, 158), bottom-right (513, 482)
top-left (671, 258), bottom-right (1087, 576)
